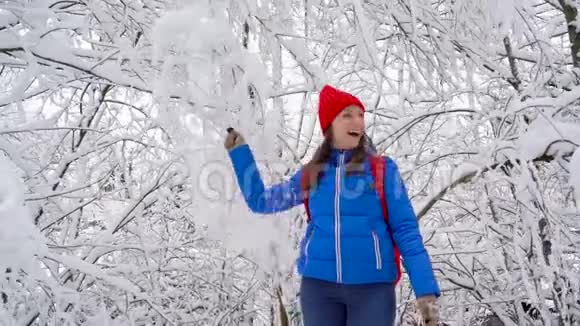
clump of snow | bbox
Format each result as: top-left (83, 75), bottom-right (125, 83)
top-left (84, 308), bottom-right (128, 326)
top-left (150, 2), bottom-right (242, 102)
top-left (151, 3), bottom-right (237, 62)
top-left (570, 149), bottom-right (580, 205)
top-left (517, 115), bottom-right (580, 161)
top-left (0, 9), bottom-right (18, 28)
top-left (185, 147), bottom-right (299, 275)
top-left (150, 2), bottom-right (273, 138)
top-left (482, 0), bottom-right (529, 38)
top-left (0, 155), bottom-right (46, 272)
top-left (149, 4), bottom-right (299, 277)
top-left (451, 160), bottom-right (481, 181)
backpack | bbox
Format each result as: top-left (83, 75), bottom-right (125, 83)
top-left (300, 155), bottom-right (402, 285)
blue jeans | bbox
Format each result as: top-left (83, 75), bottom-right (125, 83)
top-left (299, 277), bottom-right (396, 326)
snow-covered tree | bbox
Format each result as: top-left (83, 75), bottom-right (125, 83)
top-left (1, 0), bottom-right (579, 325)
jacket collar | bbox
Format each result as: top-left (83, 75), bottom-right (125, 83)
top-left (329, 147), bottom-right (355, 166)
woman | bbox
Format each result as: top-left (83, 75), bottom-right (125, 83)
top-left (224, 85), bottom-right (440, 326)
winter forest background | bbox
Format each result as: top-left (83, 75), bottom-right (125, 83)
top-left (1, 0), bottom-right (580, 325)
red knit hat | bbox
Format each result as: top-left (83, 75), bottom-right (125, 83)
top-left (318, 85), bottom-right (365, 135)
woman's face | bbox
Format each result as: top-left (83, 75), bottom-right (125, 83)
top-left (330, 105), bottom-right (365, 150)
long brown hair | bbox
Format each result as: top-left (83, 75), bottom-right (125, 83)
top-left (300, 126), bottom-right (377, 193)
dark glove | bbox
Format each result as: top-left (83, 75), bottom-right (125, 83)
top-left (224, 127), bottom-right (245, 151)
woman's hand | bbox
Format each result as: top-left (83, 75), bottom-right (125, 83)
top-left (224, 127), bottom-right (245, 151)
top-left (417, 295), bottom-right (439, 326)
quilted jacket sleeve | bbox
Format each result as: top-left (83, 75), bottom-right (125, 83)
top-left (384, 157), bottom-right (441, 298)
top-left (228, 144), bottom-right (304, 214)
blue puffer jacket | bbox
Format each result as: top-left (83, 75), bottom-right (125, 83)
top-left (228, 144), bottom-right (440, 298)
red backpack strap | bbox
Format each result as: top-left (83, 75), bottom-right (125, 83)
top-left (370, 155), bottom-right (402, 285)
top-left (300, 169), bottom-right (312, 223)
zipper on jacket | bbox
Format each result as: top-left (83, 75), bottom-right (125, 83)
top-left (371, 230), bottom-right (382, 270)
top-left (335, 153), bottom-right (344, 283)
top-left (304, 227), bottom-right (315, 265)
